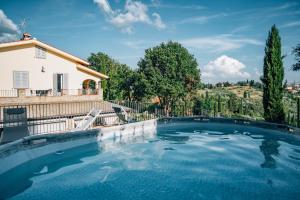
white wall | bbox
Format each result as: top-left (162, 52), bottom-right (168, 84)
top-left (0, 44), bottom-right (100, 91)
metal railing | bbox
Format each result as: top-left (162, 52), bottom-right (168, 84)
top-left (0, 89), bottom-right (101, 97)
top-left (110, 97), bottom-right (300, 128)
top-left (0, 90), bottom-right (18, 97)
top-left (0, 101), bottom-right (156, 135)
top-left (0, 97), bottom-right (299, 136)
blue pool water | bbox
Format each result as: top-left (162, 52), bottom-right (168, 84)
top-left (0, 121), bottom-right (300, 200)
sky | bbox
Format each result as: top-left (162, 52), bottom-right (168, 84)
top-left (0, 0), bottom-right (299, 83)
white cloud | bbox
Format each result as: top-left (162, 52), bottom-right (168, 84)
top-left (272, 2), bottom-right (298, 11)
top-left (94, 0), bottom-right (166, 33)
top-left (202, 55), bottom-right (250, 83)
top-left (282, 21), bottom-right (300, 28)
top-left (150, 0), bottom-right (206, 10)
top-left (181, 35), bottom-right (263, 52)
top-left (178, 14), bottom-right (227, 25)
top-left (94, 0), bottom-right (113, 14)
top-left (0, 9), bottom-right (20, 43)
top-left (254, 67), bottom-right (262, 77)
top-left (230, 25), bottom-right (250, 34)
top-left (152, 13), bottom-right (166, 30)
top-left (122, 40), bottom-right (154, 50)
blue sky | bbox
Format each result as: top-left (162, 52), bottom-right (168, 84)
top-left (0, 0), bottom-right (299, 83)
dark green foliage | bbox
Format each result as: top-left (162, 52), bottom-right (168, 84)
top-left (88, 52), bottom-right (133, 100)
top-left (216, 82), bottom-right (223, 87)
top-left (137, 41), bottom-right (201, 114)
top-left (223, 81), bottom-right (231, 87)
top-left (217, 95), bottom-right (221, 112)
top-left (88, 52), bottom-right (111, 95)
top-left (243, 91), bottom-right (248, 98)
top-left (243, 91), bottom-right (250, 99)
top-left (193, 98), bottom-right (202, 115)
top-left (213, 102), bottom-right (217, 117)
top-left (297, 97), bottom-right (300, 127)
top-left (291, 44), bottom-right (300, 71)
top-left (239, 98), bottom-right (243, 114)
top-left (261, 25), bottom-right (285, 123)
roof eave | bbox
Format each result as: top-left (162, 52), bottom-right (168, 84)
top-left (76, 65), bottom-right (109, 79)
top-left (0, 39), bottom-right (90, 66)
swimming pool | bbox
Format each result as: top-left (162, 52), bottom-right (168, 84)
top-left (0, 120), bottom-right (300, 200)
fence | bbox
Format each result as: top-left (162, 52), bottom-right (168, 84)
top-left (111, 96), bottom-right (300, 128)
top-left (0, 97), bottom-right (299, 136)
top-left (0, 89), bottom-right (100, 97)
top-left (0, 101), bottom-right (156, 135)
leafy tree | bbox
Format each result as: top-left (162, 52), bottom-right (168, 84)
top-left (88, 52), bottom-right (133, 100)
top-left (111, 64), bottom-right (133, 100)
top-left (261, 25), bottom-right (285, 123)
top-left (88, 52), bottom-right (112, 96)
top-left (121, 71), bottom-right (152, 101)
top-left (223, 81), bottom-right (231, 87)
top-left (216, 82), bottom-right (223, 87)
top-left (291, 44), bottom-right (300, 71)
top-left (137, 41), bottom-right (200, 115)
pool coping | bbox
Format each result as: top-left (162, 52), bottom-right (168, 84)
top-left (159, 116), bottom-right (300, 135)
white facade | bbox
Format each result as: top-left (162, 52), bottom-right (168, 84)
top-left (0, 40), bottom-right (108, 97)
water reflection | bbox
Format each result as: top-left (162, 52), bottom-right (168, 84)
top-left (157, 122), bottom-right (299, 170)
top-left (0, 142), bottom-right (100, 199)
top-left (0, 131), bottom-right (156, 199)
top-left (157, 129), bottom-right (190, 144)
top-left (259, 139), bottom-right (280, 169)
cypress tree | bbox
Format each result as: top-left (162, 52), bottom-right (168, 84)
top-left (262, 25), bottom-right (285, 123)
top-left (218, 94), bottom-right (221, 112)
top-left (243, 91), bottom-right (248, 98)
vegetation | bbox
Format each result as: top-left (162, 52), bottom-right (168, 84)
top-left (261, 25), bottom-right (285, 123)
top-left (87, 27), bottom-right (299, 127)
top-left (292, 44), bottom-right (300, 71)
top-left (88, 52), bottom-right (133, 100)
top-left (136, 41), bottom-right (200, 115)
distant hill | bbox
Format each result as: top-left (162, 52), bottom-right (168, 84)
top-left (198, 86), bottom-right (263, 100)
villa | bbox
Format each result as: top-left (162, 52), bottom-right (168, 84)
top-left (0, 33), bottom-right (108, 103)
top-left (0, 33), bottom-right (115, 137)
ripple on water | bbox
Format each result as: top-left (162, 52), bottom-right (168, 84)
top-left (2, 122), bottom-right (300, 200)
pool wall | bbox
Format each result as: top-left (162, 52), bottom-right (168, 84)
top-left (0, 119), bottom-right (157, 174)
top-left (160, 116), bottom-right (300, 135)
top-left (99, 119), bottom-right (157, 140)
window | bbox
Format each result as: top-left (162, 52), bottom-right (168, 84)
top-left (13, 71), bottom-right (29, 89)
top-left (35, 46), bottom-right (47, 59)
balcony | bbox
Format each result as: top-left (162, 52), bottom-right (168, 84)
top-left (0, 89), bottom-right (102, 97)
top-left (0, 89), bottom-right (103, 105)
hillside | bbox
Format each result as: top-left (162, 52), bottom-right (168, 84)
top-left (198, 86), bottom-right (263, 100)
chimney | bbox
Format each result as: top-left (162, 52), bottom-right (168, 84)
top-left (21, 33), bottom-right (32, 41)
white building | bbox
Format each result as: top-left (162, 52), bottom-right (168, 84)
top-left (0, 33), bottom-right (108, 99)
